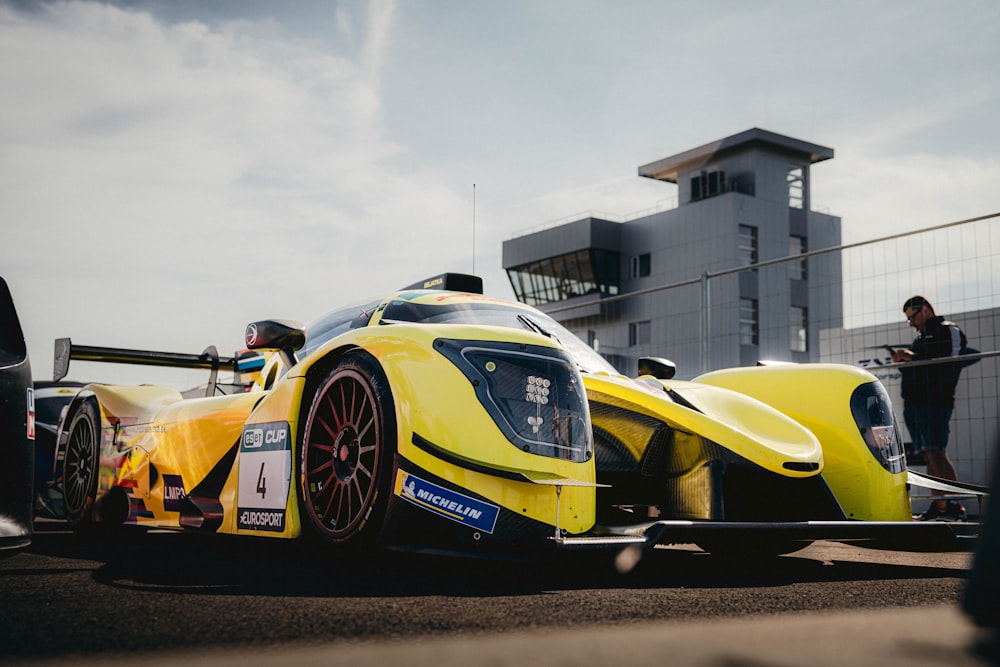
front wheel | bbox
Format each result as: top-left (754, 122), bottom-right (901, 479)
top-left (298, 352), bottom-right (396, 549)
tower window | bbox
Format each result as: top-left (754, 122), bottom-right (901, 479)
top-left (629, 320), bottom-right (651, 347)
top-left (506, 249), bottom-right (620, 306)
top-left (740, 298), bottom-right (758, 346)
top-left (788, 166), bottom-right (804, 209)
top-left (630, 253), bottom-right (651, 278)
top-left (791, 306), bottom-right (808, 352)
top-left (691, 170), bottom-right (726, 201)
top-left (790, 235), bottom-right (807, 280)
top-left (738, 225), bottom-right (758, 268)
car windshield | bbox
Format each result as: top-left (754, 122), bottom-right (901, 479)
top-left (301, 298), bottom-right (382, 359)
top-left (380, 294), bottom-right (620, 375)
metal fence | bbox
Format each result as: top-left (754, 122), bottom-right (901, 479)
top-left (819, 214), bottom-right (999, 492)
top-left (546, 212), bottom-right (1000, 490)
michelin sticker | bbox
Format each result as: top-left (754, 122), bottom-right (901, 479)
top-left (237, 421), bottom-right (291, 532)
top-left (394, 470), bottom-right (499, 534)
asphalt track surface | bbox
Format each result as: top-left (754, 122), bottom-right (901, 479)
top-left (1, 521), bottom-right (997, 666)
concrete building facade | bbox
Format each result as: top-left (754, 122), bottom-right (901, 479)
top-left (503, 128), bottom-right (843, 378)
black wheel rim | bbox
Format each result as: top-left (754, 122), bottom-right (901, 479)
top-left (303, 369), bottom-right (381, 540)
top-left (64, 415), bottom-right (96, 516)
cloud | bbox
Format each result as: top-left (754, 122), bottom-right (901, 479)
top-left (816, 149), bottom-right (1000, 244)
top-left (360, 0), bottom-right (394, 86)
top-left (0, 1), bottom-right (471, 383)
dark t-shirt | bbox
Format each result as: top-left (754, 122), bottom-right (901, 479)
top-left (900, 315), bottom-right (967, 407)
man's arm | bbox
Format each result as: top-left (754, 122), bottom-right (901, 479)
top-left (890, 347), bottom-right (913, 363)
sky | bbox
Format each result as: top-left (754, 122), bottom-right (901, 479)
top-left (1, 0), bottom-right (998, 386)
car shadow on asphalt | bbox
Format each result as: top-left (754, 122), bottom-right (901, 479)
top-left (24, 520), bottom-right (969, 599)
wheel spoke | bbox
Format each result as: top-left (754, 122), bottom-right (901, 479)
top-left (355, 410), bottom-right (375, 441)
top-left (335, 480), bottom-right (351, 527)
top-left (354, 461), bottom-right (373, 486)
top-left (348, 381), bottom-right (358, 425)
top-left (311, 461), bottom-right (334, 477)
top-left (318, 472), bottom-right (339, 519)
top-left (349, 474), bottom-right (364, 508)
top-left (325, 390), bottom-right (344, 433)
top-left (354, 437), bottom-right (375, 490)
top-left (316, 415), bottom-right (339, 443)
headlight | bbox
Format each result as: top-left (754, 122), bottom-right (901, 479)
top-left (434, 338), bottom-right (592, 462)
top-left (850, 381), bottom-right (906, 474)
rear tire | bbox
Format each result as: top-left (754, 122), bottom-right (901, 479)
top-left (298, 352), bottom-right (396, 550)
top-left (62, 401), bottom-right (100, 528)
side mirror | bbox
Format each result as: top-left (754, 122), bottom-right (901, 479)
top-left (638, 357), bottom-right (676, 380)
top-left (245, 320), bottom-right (305, 369)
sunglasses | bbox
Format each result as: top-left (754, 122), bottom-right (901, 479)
top-left (906, 309), bottom-right (922, 321)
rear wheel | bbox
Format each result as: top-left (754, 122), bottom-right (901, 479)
top-left (299, 353), bottom-right (395, 549)
top-left (62, 400), bottom-right (100, 528)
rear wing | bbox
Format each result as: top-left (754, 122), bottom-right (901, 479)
top-left (53, 338), bottom-right (265, 397)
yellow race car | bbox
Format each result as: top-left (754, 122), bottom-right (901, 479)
top-left (52, 274), bottom-right (977, 557)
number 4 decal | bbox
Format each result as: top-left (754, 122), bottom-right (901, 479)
top-left (256, 461), bottom-right (267, 500)
top-left (238, 421), bottom-right (291, 532)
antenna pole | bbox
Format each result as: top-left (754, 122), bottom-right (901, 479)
top-left (472, 183), bottom-right (476, 275)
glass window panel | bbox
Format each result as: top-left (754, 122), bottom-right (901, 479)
top-left (739, 225), bottom-right (758, 267)
top-left (791, 306), bottom-right (808, 352)
top-left (506, 249), bottom-right (621, 305)
top-left (740, 298), bottom-right (758, 345)
top-left (788, 166), bottom-right (804, 209)
top-left (790, 235), bottom-right (807, 280)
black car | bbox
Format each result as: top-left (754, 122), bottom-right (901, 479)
top-left (0, 276), bottom-right (33, 556)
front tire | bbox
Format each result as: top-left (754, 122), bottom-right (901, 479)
top-left (62, 400), bottom-right (100, 528)
top-left (299, 352), bottom-right (396, 549)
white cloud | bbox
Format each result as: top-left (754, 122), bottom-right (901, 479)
top-left (0, 1), bottom-right (471, 384)
top-left (816, 150), bottom-right (1000, 244)
top-left (360, 0), bottom-right (394, 86)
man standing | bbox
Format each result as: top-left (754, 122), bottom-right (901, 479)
top-left (891, 295), bottom-right (968, 521)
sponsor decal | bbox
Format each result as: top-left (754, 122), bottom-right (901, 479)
top-left (394, 470), bottom-right (499, 534)
top-left (123, 424), bottom-right (166, 435)
top-left (163, 474), bottom-right (186, 512)
top-left (237, 508), bottom-right (286, 532)
top-left (237, 421), bottom-right (291, 532)
top-left (243, 427), bottom-right (264, 449)
top-left (26, 388), bottom-right (34, 440)
top-left (242, 424), bottom-right (287, 450)
top-left (237, 354), bottom-right (265, 373)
